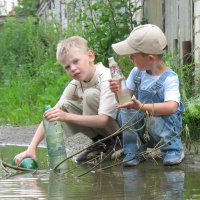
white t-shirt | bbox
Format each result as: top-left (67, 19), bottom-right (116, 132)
top-left (126, 67), bottom-right (180, 103)
top-left (57, 62), bottom-right (118, 119)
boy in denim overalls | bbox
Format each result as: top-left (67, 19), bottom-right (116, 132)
top-left (109, 24), bottom-right (184, 166)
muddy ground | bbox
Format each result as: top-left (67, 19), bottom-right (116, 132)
top-left (0, 124), bottom-right (200, 170)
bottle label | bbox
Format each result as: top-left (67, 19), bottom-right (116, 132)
top-left (110, 65), bottom-right (122, 79)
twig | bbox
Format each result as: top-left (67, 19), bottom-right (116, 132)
top-left (0, 160), bottom-right (37, 173)
top-left (77, 148), bottom-right (114, 177)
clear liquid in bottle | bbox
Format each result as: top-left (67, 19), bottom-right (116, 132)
top-left (43, 105), bottom-right (68, 172)
top-left (108, 57), bottom-right (131, 104)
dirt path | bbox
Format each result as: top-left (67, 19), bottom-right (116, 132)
top-left (0, 124), bottom-right (41, 146)
top-left (0, 124), bottom-right (92, 157)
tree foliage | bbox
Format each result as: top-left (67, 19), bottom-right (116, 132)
top-left (64, 0), bottom-right (144, 65)
top-left (14, 0), bottom-right (40, 16)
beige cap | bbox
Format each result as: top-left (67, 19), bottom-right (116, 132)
top-left (112, 24), bottom-right (167, 55)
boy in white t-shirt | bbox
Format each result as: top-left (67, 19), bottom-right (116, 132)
top-left (109, 24), bottom-right (184, 166)
top-left (16, 36), bottom-right (119, 165)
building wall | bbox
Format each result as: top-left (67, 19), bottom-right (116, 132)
top-left (143, 0), bottom-right (163, 28)
top-left (164, 0), bottom-right (179, 51)
top-left (131, 0), bottom-right (143, 24)
top-left (36, 0), bottom-right (67, 30)
top-left (194, 0), bottom-right (200, 87)
top-left (0, 0), bottom-right (18, 16)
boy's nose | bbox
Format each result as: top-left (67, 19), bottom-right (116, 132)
top-left (70, 64), bottom-right (77, 71)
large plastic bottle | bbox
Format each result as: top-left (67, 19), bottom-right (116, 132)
top-left (43, 105), bottom-right (68, 172)
top-left (108, 57), bottom-right (132, 104)
top-left (12, 156), bottom-right (38, 169)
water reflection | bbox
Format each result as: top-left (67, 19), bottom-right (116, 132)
top-left (0, 172), bottom-right (48, 199)
top-left (0, 160), bottom-right (200, 199)
top-left (87, 170), bottom-right (124, 199)
top-left (48, 172), bottom-right (66, 200)
top-left (48, 171), bottom-right (81, 200)
top-left (123, 164), bottom-right (185, 200)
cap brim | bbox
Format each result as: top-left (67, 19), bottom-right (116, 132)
top-left (112, 40), bottom-right (138, 55)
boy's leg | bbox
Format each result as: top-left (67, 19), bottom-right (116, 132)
top-left (76, 88), bottom-right (119, 162)
top-left (148, 116), bottom-right (184, 165)
top-left (61, 100), bottom-right (95, 138)
top-left (83, 88), bottom-right (121, 148)
top-left (82, 88), bottom-right (105, 139)
top-left (82, 88), bottom-right (120, 139)
top-left (118, 108), bottom-right (146, 166)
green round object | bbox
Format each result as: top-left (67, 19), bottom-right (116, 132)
top-left (12, 156), bottom-right (38, 169)
top-left (45, 105), bottom-right (51, 111)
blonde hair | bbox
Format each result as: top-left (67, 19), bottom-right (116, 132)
top-left (56, 36), bottom-right (89, 65)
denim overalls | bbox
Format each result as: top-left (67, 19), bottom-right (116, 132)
top-left (118, 69), bottom-right (184, 156)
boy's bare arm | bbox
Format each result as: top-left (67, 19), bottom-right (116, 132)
top-left (15, 122), bottom-right (45, 165)
top-left (44, 107), bottom-right (111, 128)
top-left (117, 98), bottom-right (178, 116)
top-left (64, 113), bottom-right (111, 128)
top-left (140, 101), bottom-right (178, 115)
top-left (27, 122), bottom-right (45, 151)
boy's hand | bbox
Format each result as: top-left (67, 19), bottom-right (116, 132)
top-left (109, 78), bottom-right (123, 93)
top-left (117, 97), bottom-right (142, 110)
top-left (15, 150), bottom-right (36, 166)
top-left (44, 106), bottom-right (67, 122)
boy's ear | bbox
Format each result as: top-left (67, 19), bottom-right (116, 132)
top-left (148, 54), bottom-right (155, 61)
top-left (88, 49), bottom-right (95, 63)
top-left (148, 54), bottom-right (156, 62)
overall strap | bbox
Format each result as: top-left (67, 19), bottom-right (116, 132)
top-left (133, 69), bottom-right (142, 97)
top-left (149, 69), bottom-right (172, 94)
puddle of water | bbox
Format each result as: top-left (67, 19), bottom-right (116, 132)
top-left (1, 145), bottom-right (200, 200)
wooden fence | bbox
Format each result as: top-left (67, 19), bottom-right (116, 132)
top-left (143, 0), bottom-right (193, 63)
top-left (142, 0), bottom-right (200, 90)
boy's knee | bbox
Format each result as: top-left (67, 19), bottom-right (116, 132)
top-left (147, 116), bottom-right (164, 137)
top-left (61, 100), bottom-right (82, 114)
top-left (83, 88), bottom-right (100, 106)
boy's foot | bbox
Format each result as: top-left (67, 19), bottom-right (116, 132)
top-left (76, 137), bottom-right (122, 163)
top-left (76, 142), bottom-right (107, 163)
top-left (111, 149), bottom-right (124, 160)
top-left (123, 153), bottom-right (140, 167)
top-left (163, 150), bottom-right (184, 166)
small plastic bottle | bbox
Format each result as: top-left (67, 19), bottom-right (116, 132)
top-left (12, 156), bottom-right (38, 169)
top-left (108, 57), bottom-right (131, 104)
top-left (43, 105), bottom-right (68, 172)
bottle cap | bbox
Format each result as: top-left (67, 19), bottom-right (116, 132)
top-left (108, 57), bottom-right (114, 62)
top-left (108, 57), bottom-right (116, 67)
top-left (12, 156), bottom-right (38, 169)
top-left (45, 105), bottom-right (51, 111)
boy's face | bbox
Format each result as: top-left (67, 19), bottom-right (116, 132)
top-left (61, 47), bottom-right (95, 82)
top-left (129, 53), bottom-right (156, 70)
